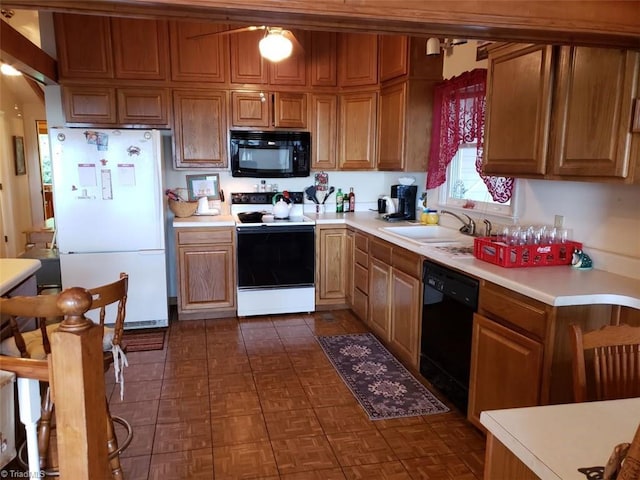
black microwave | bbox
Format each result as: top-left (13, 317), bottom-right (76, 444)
top-left (230, 130), bottom-right (311, 178)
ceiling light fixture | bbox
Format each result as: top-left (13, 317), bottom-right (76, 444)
top-left (258, 29), bottom-right (293, 62)
top-left (1, 63), bottom-right (22, 76)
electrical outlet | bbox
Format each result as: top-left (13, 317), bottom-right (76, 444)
top-left (554, 215), bottom-right (564, 228)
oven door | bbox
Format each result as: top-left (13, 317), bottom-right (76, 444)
top-left (236, 225), bottom-right (315, 289)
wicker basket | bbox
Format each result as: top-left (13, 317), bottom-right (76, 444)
top-left (168, 199), bottom-right (198, 218)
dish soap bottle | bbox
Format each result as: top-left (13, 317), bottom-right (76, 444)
top-left (336, 188), bottom-right (344, 213)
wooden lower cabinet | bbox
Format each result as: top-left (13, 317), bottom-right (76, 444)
top-left (468, 312), bottom-right (544, 429)
top-left (389, 267), bottom-right (421, 367)
top-left (316, 226), bottom-right (348, 307)
top-left (175, 227), bottom-right (236, 320)
top-left (369, 256), bottom-right (392, 340)
top-left (351, 231), bottom-right (370, 322)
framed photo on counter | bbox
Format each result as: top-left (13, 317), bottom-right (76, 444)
top-left (186, 173), bottom-right (220, 201)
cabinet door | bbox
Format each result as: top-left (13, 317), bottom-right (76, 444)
top-left (339, 92), bottom-right (377, 170)
top-left (117, 88), bottom-right (170, 126)
top-left (550, 47), bottom-right (639, 178)
top-left (274, 92), bottom-right (307, 128)
top-left (377, 82), bottom-right (406, 171)
top-left (379, 35), bottom-right (408, 82)
top-left (317, 227), bottom-right (348, 305)
top-left (310, 31), bottom-right (337, 86)
top-left (483, 44), bottom-right (553, 176)
top-left (231, 91), bottom-right (270, 127)
top-left (468, 313), bottom-right (544, 430)
top-left (338, 33), bottom-right (378, 86)
top-left (369, 257), bottom-right (391, 341)
top-left (269, 30), bottom-right (308, 86)
top-left (230, 29), bottom-right (267, 84)
top-left (54, 13), bottom-right (113, 79)
top-left (169, 21), bottom-right (229, 83)
top-left (173, 90), bottom-right (228, 168)
top-left (111, 18), bottom-right (169, 80)
top-left (345, 229), bottom-right (354, 307)
top-left (311, 94), bottom-right (338, 170)
top-left (390, 268), bottom-right (421, 367)
top-left (63, 86), bottom-right (116, 124)
top-left (178, 245), bottom-right (235, 312)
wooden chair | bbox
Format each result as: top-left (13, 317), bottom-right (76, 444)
top-left (569, 323), bottom-right (640, 403)
top-left (0, 273), bottom-right (131, 478)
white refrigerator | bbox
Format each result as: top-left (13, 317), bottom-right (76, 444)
top-left (51, 128), bottom-right (168, 328)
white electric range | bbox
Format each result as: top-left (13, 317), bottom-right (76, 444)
top-left (231, 192), bottom-right (316, 317)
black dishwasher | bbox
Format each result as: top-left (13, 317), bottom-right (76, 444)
top-left (420, 260), bottom-right (479, 414)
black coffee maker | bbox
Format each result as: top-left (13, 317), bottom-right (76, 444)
top-left (391, 184), bottom-right (418, 220)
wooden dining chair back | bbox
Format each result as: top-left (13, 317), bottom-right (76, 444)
top-left (0, 274), bottom-right (131, 478)
top-left (569, 323), bottom-right (640, 402)
top-left (86, 272), bottom-right (129, 372)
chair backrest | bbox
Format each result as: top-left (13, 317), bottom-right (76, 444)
top-left (87, 272), bottom-right (128, 347)
top-left (569, 323), bottom-right (640, 402)
top-left (0, 294), bottom-right (62, 358)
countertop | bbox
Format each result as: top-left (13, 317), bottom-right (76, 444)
top-left (480, 398), bottom-right (640, 480)
top-left (0, 258), bottom-right (42, 295)
top-left (172, 210), bottom-right (640, 309)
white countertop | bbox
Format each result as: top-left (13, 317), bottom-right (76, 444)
top-left (480, 398), bottom-right (640, 480)
top-left (0, 258), bottom-right (42, 295)
top-left (172, 210), bottom-right (640, 309)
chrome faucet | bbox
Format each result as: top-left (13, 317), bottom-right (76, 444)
top-left (483, 219), bottom-right (492, 237)
top-left (440, 210), bottom-right (476, 236)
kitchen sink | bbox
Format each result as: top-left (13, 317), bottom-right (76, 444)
top-left (380, 225), bottom-right (463, 244)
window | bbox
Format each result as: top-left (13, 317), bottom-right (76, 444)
top-left (438, 144), bottom-right (519, 218)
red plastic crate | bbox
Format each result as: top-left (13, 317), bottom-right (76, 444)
top-left (473, 237), bottom-right (583, 268)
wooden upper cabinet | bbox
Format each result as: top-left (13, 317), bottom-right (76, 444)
top-left (63, 86), bottom-right (170, 127)
top-left (310, 31), bottom-right (337, 86)
top-left (63, 86), bottom-right (116, 124)
top-left (339, 91), bottom-right (377, 170)
top-left (274, 92), bottom-right (307, 128)
top-left (338, 33), bottom-right (378, 87)
top-left (231, 91), bottom-right (270, 127)
top-left (169, 21), bottom-right (229, 83)
top-left (230, 29), bottom-right (308, 86)
top-left (268, 30), bottom-right (308, 86)
top-left (173, 90), bottom-right (228, 169)
top-left (54, 13), bottom-right (114, 79)
top-left (483, 43), bottom-right (553, 177)
top-left (377, 79), bottom-right (436, 172)
top-left (377, 82), bottom-right (407, 170)
top-left (111, 18), bottom-right (169, 80)
top-left (311, 94), bottom-right (338, 170)
top-left (549, 47), bottom-right (639, 179)
top-left (54, 14), bottom-right (170, 81)
top-left (379, 35), bottom-right (408, 82)
top-left (230, 29), bottom-right (268, 84)
top-left (117, 88), bottom-right (170, 126)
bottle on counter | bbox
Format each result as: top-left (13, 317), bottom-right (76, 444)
top-left (343, 193), bottom-right (350, 212)
top-left (336, 188), bottom-right (344, 213)
top-left (348, 187), bottom-right (355, 212)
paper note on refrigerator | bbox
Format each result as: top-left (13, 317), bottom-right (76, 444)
top-left (118, 163), bottom-right (136, 186)
top-left (101, 169), bottom-right (113, 200)
top-left (78, 163), bottom-right (97, 186)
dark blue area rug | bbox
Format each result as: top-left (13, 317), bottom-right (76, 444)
top-left (317, 333), bottom-right (449, 420)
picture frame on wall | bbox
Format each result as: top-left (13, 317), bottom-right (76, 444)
top-left (186, 173), bottom-right (220, 201)
top-left (14, 136), bottom-right (26, 176)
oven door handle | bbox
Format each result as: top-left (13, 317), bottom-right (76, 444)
top-left (236, 225), bottom-right (315, 234)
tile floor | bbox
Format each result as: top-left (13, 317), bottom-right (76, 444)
top-left (108, 309), bottom-right (486, 479)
